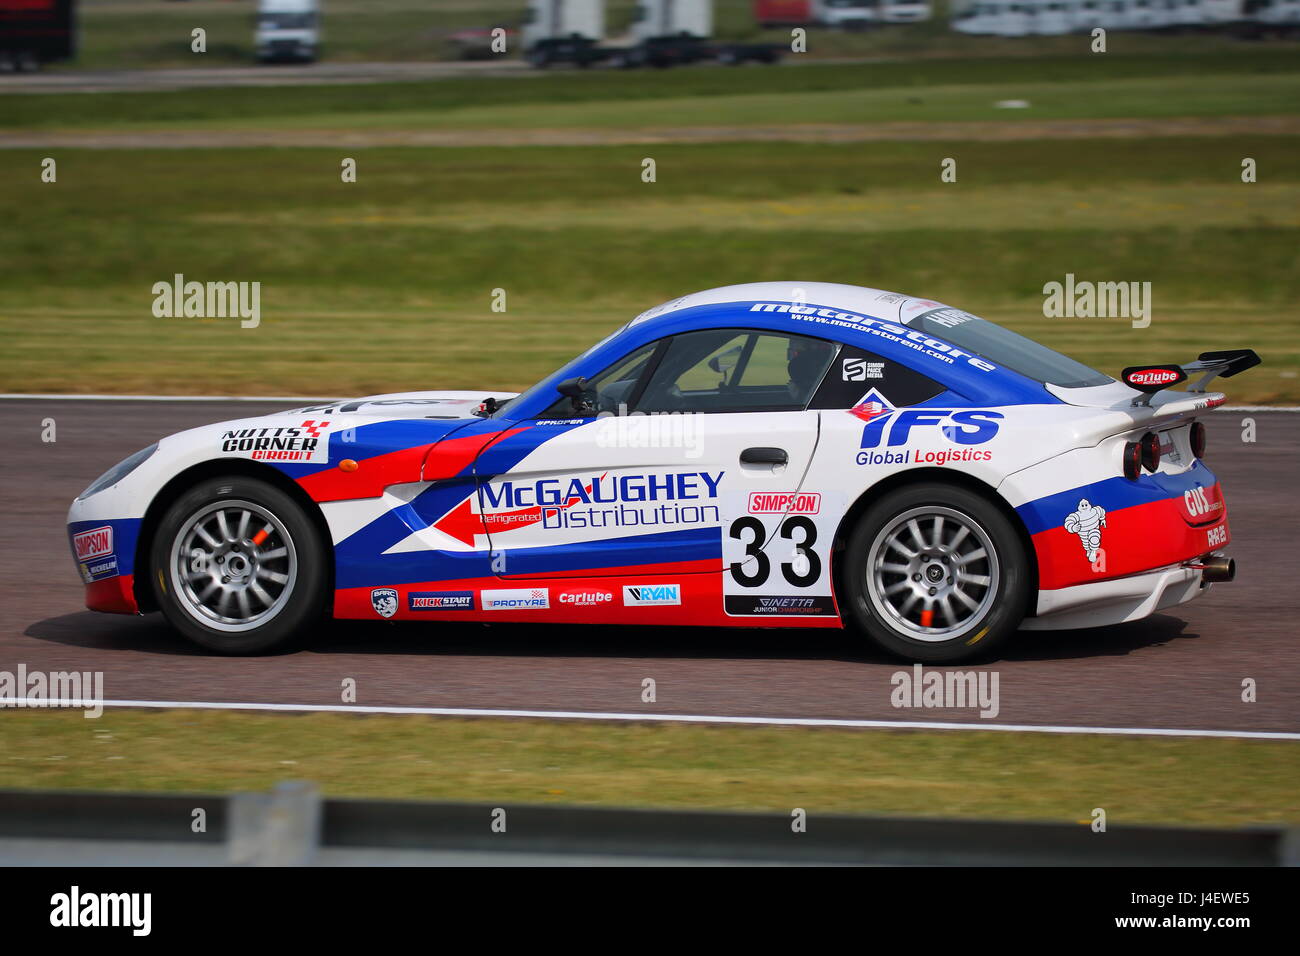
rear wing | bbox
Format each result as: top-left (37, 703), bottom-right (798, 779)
top-left (1121, 349), bottom-right (1260, 407)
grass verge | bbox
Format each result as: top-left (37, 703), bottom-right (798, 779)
top-left (1, 709), bottom-right (1296, 826)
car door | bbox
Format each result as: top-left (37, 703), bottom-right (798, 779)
top-left (472, 329), bottom-right (836, 615)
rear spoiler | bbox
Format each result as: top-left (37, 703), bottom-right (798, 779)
top-left (1120, 349), bottom-right (1261, 407)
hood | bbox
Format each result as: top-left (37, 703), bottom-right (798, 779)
top-left (282, 390), bottom-right (516, 421)
top-left (154, 390), bottom-right (520, 488)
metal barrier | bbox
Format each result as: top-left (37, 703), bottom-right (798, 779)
top-left (0, 784), bottom-right (1294, 866)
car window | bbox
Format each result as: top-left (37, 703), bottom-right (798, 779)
top-left (635, 329), bottom-right (837, 414)
top-left (808, 346), bottom-right (947, 409)
top-left (537, 342), bottom-right (658, 419)
top-left (908, 307), bottom-right (1112, 388)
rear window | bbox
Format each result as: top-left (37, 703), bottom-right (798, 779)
top-left (909, 308), bottom-right (1112, 389)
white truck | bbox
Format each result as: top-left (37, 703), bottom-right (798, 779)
top-left (255, 0), bottom-right (320, 63)
top-left (630, 0), bottom-right (713, 41)
top-left (522, 0), bottom-right (605, 51)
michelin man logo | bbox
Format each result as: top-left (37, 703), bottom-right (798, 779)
top-left (370, 587), bottom-right (398, 619)
top-left (1064, 499), bottom-right (1107, 563)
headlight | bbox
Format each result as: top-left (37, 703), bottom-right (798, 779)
top-left (77, 443), bottom-right (158, 500)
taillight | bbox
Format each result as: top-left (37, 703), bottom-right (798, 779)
top-left (1139, 432), bottom-right (1161, 472)
top-left (1190, 421), bottom-right (1207, 459)
top-left (1122, 441), bottom-right (1142, 480)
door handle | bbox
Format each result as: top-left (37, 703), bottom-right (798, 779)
top-left (740, 446), bottom-right (788, 465)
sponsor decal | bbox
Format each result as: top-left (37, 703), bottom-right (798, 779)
top-left (467, 471), bottom-right (725, 537)
top-left (857, 448), bottom-right (992, 467)
top-left (750, 303), bottom-right (996, 372)
top-left (850, 390), bottom-right (1002, 465)
top-left (408, 591), bottom-right (475, 611)
top-left (482, 588), bottom-right (550, 610)
top-left (622, 584), bottom-right (681, 606)
top-left (1207, 525), bottom-right (1227, 548)
top-left (557, 589), bottom-right (614, 607)
top-left (370, 587), bottom-right (398, 619)
top-left (748, 492), bottom-right (821, 515)
top-left (1123, 367), bottom-right (1182, 388)
top-left (79, 555), bottom-right (119, 583)
top-left (842, 357), bottom-right (883, 382)
top-left (483, 472), bottom-right (722, 509)
top-left (913, 307), bottom-right (977, 330)
top-left (1063, 499), bottom-right (1107, 563)
top-left (72, 526), bottom-right (113, 561)
top-left (221, 419), bottom-right (331, 463)
top-left (1183, 485), bottom-right (1222, 520)
top-left (724, 595), bottom-right (837, 616)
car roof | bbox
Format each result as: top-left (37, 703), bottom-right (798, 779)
top-left (609, 282), bottom-right (1053, 407)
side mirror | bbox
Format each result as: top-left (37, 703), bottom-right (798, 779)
top-left (556, 376), bottom-right (594, 414)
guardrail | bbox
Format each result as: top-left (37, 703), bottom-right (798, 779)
top-left (1, 784), bottom-right (1294, 866)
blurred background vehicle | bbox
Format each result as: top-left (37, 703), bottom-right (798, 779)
top-left (255, 0), bottom-right (320, 63)
top-left (0, 0), bottom-right (75, 72)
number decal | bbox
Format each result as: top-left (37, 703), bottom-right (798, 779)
top-left (729, 515), bottom-right (820, 588)
top-left (728, 516), bottom-right (769, 587)
top-left (779, 516), bottom-right (820, 587)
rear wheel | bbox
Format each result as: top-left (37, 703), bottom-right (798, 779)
top-left (842, 482), bottom-right (1029, 663)
top-left (151, 476), bottom-right (327, 654)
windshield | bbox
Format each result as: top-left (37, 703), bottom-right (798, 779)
top-left (489, 325), bottom-right (627, 418)
top-left (259, 13), bottom-right (316, 28)
top-left (908, 308), bottom-right (1112, 388)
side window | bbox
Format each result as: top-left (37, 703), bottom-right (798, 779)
top-left (808, 345), bottom-right (947, 410)
top-left (537, 342), bottom-right (658, 419)
top-left (635, 329), bottom-right (837, 414)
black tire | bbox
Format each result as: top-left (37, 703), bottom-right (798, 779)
top-left (150, 475), bottom-right (327, 654)
top-left (841, 482), bottom-right (1029, 663)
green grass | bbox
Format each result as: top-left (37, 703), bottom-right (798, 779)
top-left (2, 709), bottom-right (1296, 826)
top-left (7, 49), bottom-right (1298, 130)
top-left (3, 139), bottom-right (1297, 400)
top-left (158, 73), bottom-right (1300, 131)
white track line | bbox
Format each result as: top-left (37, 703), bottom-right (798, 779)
top-left (2, 395), bottom-right (1298, 412)
top-left (10, 698), bottom-right (1299, 740)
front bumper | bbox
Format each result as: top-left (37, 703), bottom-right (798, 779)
top-left (68, 496), bottom-right (143, 615)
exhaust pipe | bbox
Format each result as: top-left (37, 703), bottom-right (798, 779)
top-left (1191, 554), bottom-right (1235, 583)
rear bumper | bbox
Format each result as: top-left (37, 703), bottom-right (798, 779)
top-left (1022, 564), bottom-right (1207, 631)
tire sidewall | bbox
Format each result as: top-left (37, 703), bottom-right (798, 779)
top-left (151, 476), bottom-right (326, 654)
top-left (843, 482), bottom-right (1029, 663)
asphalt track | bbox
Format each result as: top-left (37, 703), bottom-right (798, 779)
top-left (2, 399), bottom-right (1297, 735)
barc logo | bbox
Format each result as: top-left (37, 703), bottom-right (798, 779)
top-left (623, 584), bottom-right (681, 606)
top-left (370, 588), bottom-right (398, 618)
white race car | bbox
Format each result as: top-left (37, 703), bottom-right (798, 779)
top-left (67, 282), bottom-right (1256, 661)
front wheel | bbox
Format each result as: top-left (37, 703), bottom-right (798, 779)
top-left (842, 482), bottom-right (1029, 663)
top-left (151, 476), bottom-right (328, 654)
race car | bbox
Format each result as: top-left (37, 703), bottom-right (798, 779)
top-left (66, 282), bottom-right (1258, 662)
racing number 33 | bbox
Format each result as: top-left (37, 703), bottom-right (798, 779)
top-left (728, 516), bottom-right (820, 588)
